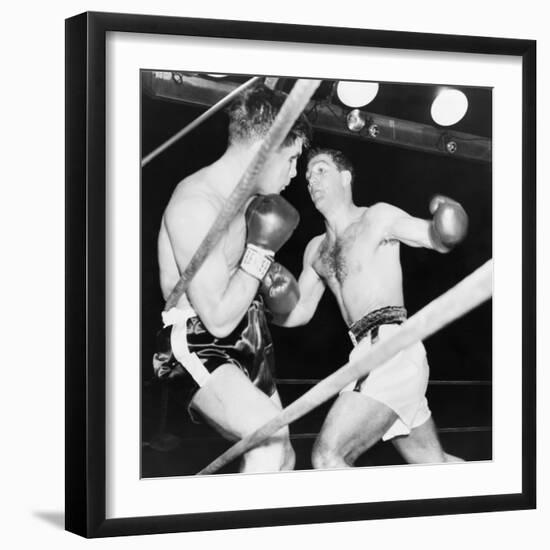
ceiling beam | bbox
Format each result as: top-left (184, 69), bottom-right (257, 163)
top-left (143, 72), bottom-right (491, 163)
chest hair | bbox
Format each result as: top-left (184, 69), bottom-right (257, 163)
top-left (318, 235), bottom-right (352, 283)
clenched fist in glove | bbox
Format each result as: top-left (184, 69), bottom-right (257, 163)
top-left (260, 262), bottom-right (300, 315)
top-left (429, 195), bottom-right (469, 253)
top-left (240, 194), bottom-right (300, 280)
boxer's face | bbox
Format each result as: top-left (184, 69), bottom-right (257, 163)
top-left (306, 154), bottom-right (347, 210)
top-left (257, 139), bottom-right (303, 194)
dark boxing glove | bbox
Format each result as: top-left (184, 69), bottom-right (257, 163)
top-left (240, 194), bottom-right (300, 280)
top-left (429, 195), bottom-right (469, 252)
top-left (261, 262), bottom-right (300, 315)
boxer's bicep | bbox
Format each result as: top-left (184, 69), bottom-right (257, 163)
top-left (388, 215), bottom-right (434, 249)
top-left (188, 247), bottom-right (231, 314)
top-left (296, 264), bottom-right (325, 317)
top-left (164, 203), bottom-right (257, 336)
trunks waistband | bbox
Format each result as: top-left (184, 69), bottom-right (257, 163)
top-left (161, 295), bottom-right (265, 331)
top-left (348, 306), bottom-right (407, 346)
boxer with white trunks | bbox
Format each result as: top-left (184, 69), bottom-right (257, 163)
top-left (276, 148), bottom-right (467, 468)
top-left (344, 306), bottom-right (431, 442)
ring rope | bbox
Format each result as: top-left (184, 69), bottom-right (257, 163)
top-left (164, 79), bottom-right (321, 312)
top-left (275, 378), bottom-right (491, 386)
top-left (141, 76), bottom-right (261, 167)
top-left (150, 425), bottom-right (490, 445)
top-left (197, 259), bottom-right (493, 475)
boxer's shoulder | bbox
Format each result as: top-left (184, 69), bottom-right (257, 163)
top-left (365, 202), bottom-right (401, 217)
top-left (363, 202), bottom-right (408, 229)
top-left (303, 234), bottom-right (325, 263)
top-left (169, 172), bottom-right (224, 214)
top-left (163, 183), bottom-right (223, 254)
top-left (307, 233), bottom-right (325, 252)
top-left (167, 192), bottom-right (218, 226)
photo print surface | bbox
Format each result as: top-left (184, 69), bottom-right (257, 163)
top-left (140, 72), bottom-right (492, 478)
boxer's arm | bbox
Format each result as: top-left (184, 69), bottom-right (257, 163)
top-left (164, 199), bottom-right (260, 338)
top-left (272, 237), bottom-right (325, 327)
top-left (388, 212), bottom-right (435, 249)
top-left (386, 201), bottom-right (467, 252)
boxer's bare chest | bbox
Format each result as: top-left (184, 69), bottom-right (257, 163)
top-left (315, 235), bottom-right (351, 284)
top-left (313, 210), bottom-right (396, 287)
top-left (314, 219), bottom-right (371, 285)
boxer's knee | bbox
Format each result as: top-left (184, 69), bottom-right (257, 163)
top-left (282, 442), bottom-right (296, 471)
top-left (444, 452), bottom-right (465, 462)
top-left (240, 429), bottom-right (294, 473)
top-left (311, 437), bottom-right (349, 469)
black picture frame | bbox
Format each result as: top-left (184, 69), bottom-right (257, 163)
top-left (65, 11), bottom-right (536, 538)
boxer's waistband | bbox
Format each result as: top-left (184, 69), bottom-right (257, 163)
top-left (162, 305), bottom-right (197, 328)
top-left (161, 295), bottom-right (266, 333)
top-left (348, 306), bottom-right (407, 346)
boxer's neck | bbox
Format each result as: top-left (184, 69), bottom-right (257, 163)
top-left (323, 202), bottom-right (364, 237)
top-left (213, 142), bottom-right (262, 197)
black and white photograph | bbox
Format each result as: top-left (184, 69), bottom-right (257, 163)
top-left (60, 9), bottom-right (537, 539)
top-left (1, 0), bottom-right (545, 545)
top-left (140, 72), bottom-right (492, 478)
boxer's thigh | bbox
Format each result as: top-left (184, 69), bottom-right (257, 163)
top-left (190, 363), bottom-right (283, 441)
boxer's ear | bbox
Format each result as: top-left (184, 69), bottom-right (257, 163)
top-left (341, 169), bottom-right (352, 189)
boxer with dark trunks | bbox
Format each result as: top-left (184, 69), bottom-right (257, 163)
top-left (153, 295), bottom-right (276, 421)
top-left (153, 84), bottom-right (310, 473)
top-left (276, 148), bottom-right (468, 468)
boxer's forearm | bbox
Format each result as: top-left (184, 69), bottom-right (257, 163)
top-left (271, 252), bottom-right (325, 327)
top-left (189, 269), bottom-right (260, 338)
top-left (270, 301), bottom-right (315, 327)
top-left (271, 283), bottom-right (324, 327)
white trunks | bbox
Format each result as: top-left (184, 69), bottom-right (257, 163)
top-left (342, 313), bottom-right (432, 441)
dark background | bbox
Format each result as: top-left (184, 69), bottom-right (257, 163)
top-left (140, 76), bottom-right (492, 476)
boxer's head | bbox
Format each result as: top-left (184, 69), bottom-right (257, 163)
top-left (305, 148), bottom-right (354, 211)
top-left (226, 83), bottom-right (311, 148)
top-left (226, 83), bottom-right (311, 194)
top-left (256, 138), bottom-right (304, 194)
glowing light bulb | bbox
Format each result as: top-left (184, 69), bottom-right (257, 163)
top-left (431, 89), bottom-right (468, 126)
top-left (337, 81), bottom-right (379, 108)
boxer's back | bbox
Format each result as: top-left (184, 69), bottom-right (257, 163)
top-left (157, 164), bottom-right (247, 307)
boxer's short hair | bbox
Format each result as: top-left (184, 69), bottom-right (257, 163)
top-left (226, 83), bottom-right (311, 148)
top-left (307, 148), bottom-right (355, 188)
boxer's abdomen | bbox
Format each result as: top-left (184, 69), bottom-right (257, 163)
top-left (316, 236), bottom-right (404, 326)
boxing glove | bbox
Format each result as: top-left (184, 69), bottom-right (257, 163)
top-left (429, 195), bottom-right (469, 252)
top-left (240, 194), bottom-right (300, 280)
top-left (261, 262), bottom-right (300, 315)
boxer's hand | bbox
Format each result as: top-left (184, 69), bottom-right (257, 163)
top-left (245, 194), bottom-right (300, 252)
top-left (240, 195), bottom-right (300, 280)
top-left (260, 262), bottom-right (300, 315)
top-left (429, 195), bottom-right (468, 252)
